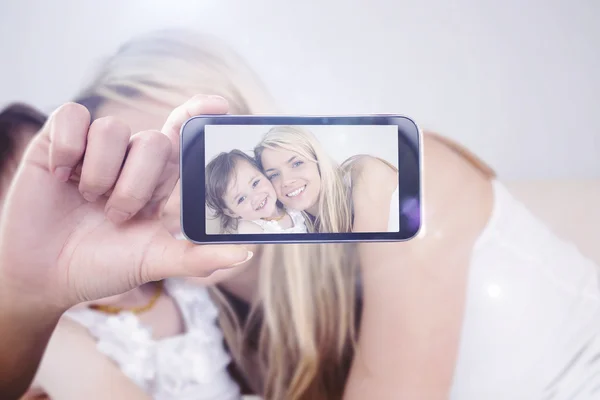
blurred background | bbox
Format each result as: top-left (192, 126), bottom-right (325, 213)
top-left (1, 0), bottom-right (598, 180)
top-left (204, 125), bottom-right (399, 168)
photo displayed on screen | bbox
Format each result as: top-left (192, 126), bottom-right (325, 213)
top-left (203, 124), bottom-right (401, 235)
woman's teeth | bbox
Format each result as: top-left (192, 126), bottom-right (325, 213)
top-left (286, 185), bottom-right (306, 197)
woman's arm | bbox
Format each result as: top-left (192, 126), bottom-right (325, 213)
top-left (348, 156), bottom-right (398, 233)
top-left (344, 135), bottom-right (495, 399)
top-left (34, 316), bottom-right (151, 400)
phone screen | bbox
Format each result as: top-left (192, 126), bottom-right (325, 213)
top-left (180, 115), bottom-right (421, 244)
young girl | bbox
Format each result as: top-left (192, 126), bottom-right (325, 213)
top-left (205, 149), bottom-right (307, 234)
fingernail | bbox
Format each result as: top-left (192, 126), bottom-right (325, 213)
top-left (82, 192), bottom-right (99, 202)
top-left (230, 251), bottom-right (253, 267)
top-left (106, 207), bottom-right (131, 223)
top-left (208, 95), bottom-right (228, 104)
top-left (54, 167), bottom-right (72, 182)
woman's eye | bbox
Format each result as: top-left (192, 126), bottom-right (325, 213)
top-left (238, 196), bottom-right (246, 204)
top-left (268, 173), bottom-right (279, 180)
top-left (292, 161), bottom-right (303, 168)
top-left (252, 179), bottom-right (260, 188)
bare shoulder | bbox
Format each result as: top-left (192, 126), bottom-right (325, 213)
top-left (237, 220), bottom-right (264, 234)
top-left (35, 315), bottom-right (149, 399)
top-left (418, 133), bottom-right (495, 249)
top-left (344, 133), bottom-right (497, 399)
top-left (348, 155), bottom-right (397, 193)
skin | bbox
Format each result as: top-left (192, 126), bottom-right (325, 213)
top-left (0, 94), bottom-right (495, 400)
top-left (259, 148), bottom-right (321, 215)
top-left (29, 318), bottom-right (151, 400)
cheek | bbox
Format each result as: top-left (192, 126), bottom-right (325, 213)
top-left (241, 202), bottom-right (252, 213)
top-left (269, 179), bottom-right (283, 195)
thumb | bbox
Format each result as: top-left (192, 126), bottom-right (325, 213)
top-left (139, 233), bottom-right (254, 283)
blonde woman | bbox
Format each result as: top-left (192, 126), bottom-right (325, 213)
top-left (3, 28), bottom-right (600, 400)
top-left (253, 125), bottom-right (403, 234)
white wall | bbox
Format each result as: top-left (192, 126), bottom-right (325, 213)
top-left (205, 125), bottom-right (399, 168)
top-left (1, 0), bottom-right (598, 180)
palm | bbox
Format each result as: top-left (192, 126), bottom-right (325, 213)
top-left (1, 133), bottom-right (170, 306)
top-left (0, 97), bottom-right (243, 310)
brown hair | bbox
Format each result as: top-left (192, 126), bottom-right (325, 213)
top-left (0, 103), bottom-right (46, 167)
top-left (0, 103), bottom-right (47, 196)
top-left (205, 149), bottom-right (265, 232)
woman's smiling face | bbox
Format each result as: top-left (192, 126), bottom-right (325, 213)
top-left (259, 147), bottom-right (321, 215)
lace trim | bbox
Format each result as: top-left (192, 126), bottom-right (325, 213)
top-left (64, 279), bottom-right (240, 399)
top-left (250, 208), bottom-right (307, 233)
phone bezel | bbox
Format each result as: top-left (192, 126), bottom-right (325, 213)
top-left (180, 115), bottom-right (422, 244)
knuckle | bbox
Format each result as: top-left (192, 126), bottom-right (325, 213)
top-left (79, 175), bottom-right (114, 194)
top-left (55, 139), bottom-right (84, 158)
top-left (134, 130), bottom-right (172, 157)
top-left (89, 116), bottom-right (131, 141)
top-left (111, 186), bottom-right (153, 209)
top-left (56, 102), bottom-right (90, 121)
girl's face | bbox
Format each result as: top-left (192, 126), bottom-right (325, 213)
top-left (259, 147), bottom-right (321, 215)
top-left (223, 159), bottom-right (278, 221)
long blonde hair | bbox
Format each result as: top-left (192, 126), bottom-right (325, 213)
top-left (254, 126), bottom-right (354, 233)
top-left (74, 29), bottom-right (359, 400)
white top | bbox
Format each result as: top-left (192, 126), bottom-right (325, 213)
top-left (249, 208), bottom-right (307, 233)
top-left (64, 279), bottom-right (241, 400)
top-left (451, 180), bottom-right (600, 399)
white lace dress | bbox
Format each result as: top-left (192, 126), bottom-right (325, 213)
top-left (249, 208), bottom-right (307, 233)
top-left (64, 279), bottom-right (241, 400)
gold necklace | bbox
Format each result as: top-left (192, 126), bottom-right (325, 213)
top-left (89, 281), bottom-right (164, 315)
top-left (261, 209), bottom-right (286, 222)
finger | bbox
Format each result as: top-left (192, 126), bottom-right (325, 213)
top-left (147, 95), bottom-right (230, 215)
top-left (104, 130), bottom-right (172, 223)
top-left (78, 116), bottom-right (131, 202)
top-left (139, 233), bottom-right (254, 283)
top-left (161, 94), bottom-right (229, 154)
top-left (47, 103), bottom-right (91, 182)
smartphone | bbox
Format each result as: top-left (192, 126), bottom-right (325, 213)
top-left (180, 115), bottom-right (422, 244)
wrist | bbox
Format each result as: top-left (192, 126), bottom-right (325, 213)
top-left (0, 273), bottom-right (66, 324)
top-left (0, 276), bottom-right (64, 399)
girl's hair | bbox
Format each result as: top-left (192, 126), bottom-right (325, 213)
top-left (254, 126), bottom-right (353, 233)
top-left (70, 28), bottom-right (495, 400)
top-left (205, 149), bottom-right (262, 232)
top-left (0, 103), bottom-right (46, 194)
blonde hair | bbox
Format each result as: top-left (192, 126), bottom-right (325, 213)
top-left (75, 29), bottom-right (276, 118)
top-left (254, 126), bottom-right (353, 233)
top-left (74, 29), bottom-right (359, 400)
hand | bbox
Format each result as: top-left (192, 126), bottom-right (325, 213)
top-left (0, 95), bottom-right (252, 311)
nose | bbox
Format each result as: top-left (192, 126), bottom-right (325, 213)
top-left (281, 172), bottom-right (297, 188)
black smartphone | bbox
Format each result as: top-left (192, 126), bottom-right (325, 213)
top-left (180, 115), bottom-right (422, 244)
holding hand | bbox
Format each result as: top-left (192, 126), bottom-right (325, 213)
top-left (0, 95), bottom-right (252, 311)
